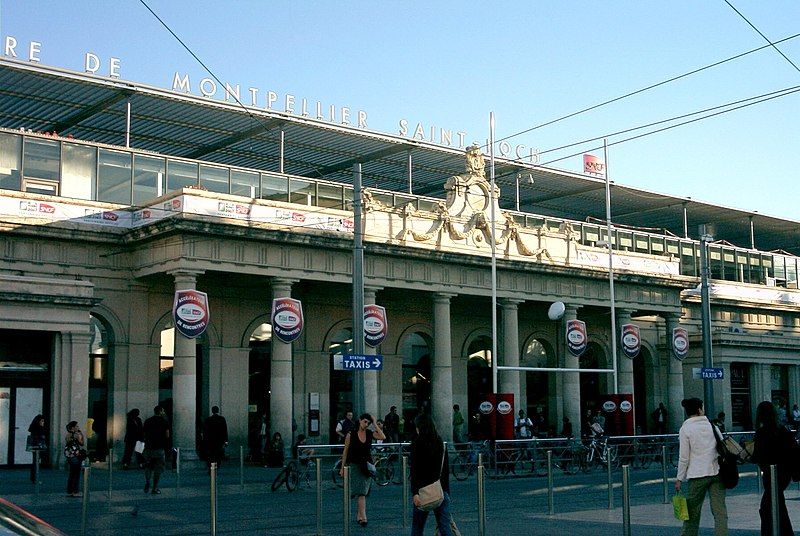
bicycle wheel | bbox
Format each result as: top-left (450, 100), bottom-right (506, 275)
top-left (285, 462), bottom-right (300, 491)
top-left (271, 464), bottom-right (291, 492)
top-left (331, 459), bottom-right (343, 488)
top-left (607, 445), bottom-right (620, 469)
top-left (374, 458), bottom-right (393, 486)
top-left (452, 452), bottom-right (470, 481)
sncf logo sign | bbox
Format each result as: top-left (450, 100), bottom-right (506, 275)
top-left (583, 154), bottom-right (605, 175)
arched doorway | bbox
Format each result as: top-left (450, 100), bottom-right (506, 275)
top-left (466, 335), bottom-right (492, 439)
top-left (88, 314), bottom-right (112, 461)
top-left (522, 337), bottom-right (555, 435)
top-left (248, 322), bottom-right (271, 460)
top-left (328, 327), bottom-right (353, 440)
top-left (632, 347), bottom-right (650, 434)
top-left (580, 342), bottom-right (605, 431)
top-left (399, 332), bottom-right (432, 439)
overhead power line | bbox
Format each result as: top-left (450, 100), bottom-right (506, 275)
top-left (723, 0), bottom-right (800, 74)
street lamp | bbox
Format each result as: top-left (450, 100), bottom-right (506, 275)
top-left (699, 224), bottom-right (715, 416)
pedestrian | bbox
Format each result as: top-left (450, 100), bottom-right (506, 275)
top-left (383, 405), bottom-right (400, 443)
top-left (259, 413), bottom-right (268, 461)
top-left (514, 410), bottom-right (533, 439)
top-left (452, 404), bottom-right (466, 444)
top-left (561, 416), bottom-right (573, 439)
top-left (121, 408), bottom-right (144, 470)
top-left (410, 413), bottom-right (454, 536)
top-left (777, 402), bottom-right (789, 427)
top-left (752, 400), bottom-right (795, 535)
top-left (142, 405), bottom-right (170, 495)
top-left (63, 421), bottom-right (85, 497)
top-left (651, 402), bottom-right (668, 434)
top-left (27, 414), bottom-right (46, 483)
top-left (267, 432), bottom-right (284, 467)
top-left (340, 413), bottom-right (385, 527)
top-left (791, 404), bottom-right (800, 428)
top-left (336, 410), bottom-right (356, 443)
top-left (202, 406), bottom-right (229, 471)
top-left (375, 420), bottom-right (386, 444)
top-left (674, 397), bottom-right (727, 536)
top-left (592, 410), bottom-right (606, 431)
top-left (715, 412), bottom-right (727, 434)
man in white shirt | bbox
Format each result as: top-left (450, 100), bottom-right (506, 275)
top-left (514, 410), bottom-right (533, 439)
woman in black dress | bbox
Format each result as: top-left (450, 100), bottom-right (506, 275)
top-left (27, 414), bottom-right (46, 483)
top-left (340, 413), bottom-right (385, 527)
top-left (752, 400), bottom-right (795, 535)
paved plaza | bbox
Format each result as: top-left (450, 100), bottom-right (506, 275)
top-left (1, 461), bottom-right (795, 535)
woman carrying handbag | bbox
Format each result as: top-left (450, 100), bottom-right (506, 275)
top-left (410, 413), bottom-right (455, 536)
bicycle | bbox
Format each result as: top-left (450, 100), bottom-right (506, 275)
top-left (271, 460), bottom-right (301, 492)
top-left (451, 441), bottom-right (491, 481)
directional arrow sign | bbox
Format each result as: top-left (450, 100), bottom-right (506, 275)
top-left (332, 353), bottom-right (383, 371)
top-left (700, 367), bottom-right (724, 380)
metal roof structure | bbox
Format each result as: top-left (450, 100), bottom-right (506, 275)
top-left (2, 58), bottom-right (799, 255)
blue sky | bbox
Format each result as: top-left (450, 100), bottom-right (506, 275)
top-left (2, 1), bottom-right (798, 220)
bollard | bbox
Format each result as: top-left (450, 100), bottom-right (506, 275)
top-left (547, 450), bottom-right (554, 516)
top-left (757, 465), bottom-right (762, 494)
top-left (402, 455), bottom-right (409, 528)
top-left (81, 465), bottom-right (91, 536)
top-left (770, 465), bottom-right (779, 536)
top-left (33, 450), bottom-right (40, 499)
top-left (108, 446), bottom-right (114, 500)
top-left (343, 465), bottom-right (350, 536)
top-left (316, 458), bottom-right (322, 536)
top-left (477, 461), bottom-right (486, 536)
top-left (240, 445), bottom-right (244, 490)
top-left (607, 447), bottom-right (613, 509)
top-left (176, 447), bottom-right (181, 495)
top-left (210, 462), bottom-right (218, 536)
top-left (662, 445), bottom-right (668, 504)
top-left (622, 465), bottom-right (631, 536)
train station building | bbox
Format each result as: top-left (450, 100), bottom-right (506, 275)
top-left (1, 56), bottom-right (799, 466)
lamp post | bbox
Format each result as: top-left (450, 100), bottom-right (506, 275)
top-left (699, 224), bottom-right (715, 416)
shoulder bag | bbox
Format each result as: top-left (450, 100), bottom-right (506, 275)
top-left (709, 419), bottom-right (739, 489)
top-left (417, 446), bottom-right (446, 511)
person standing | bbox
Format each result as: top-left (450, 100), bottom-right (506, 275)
top-left (384, 406), bottom-right (400, 443)
top-left (336, 410), bottom-right (356, 444)
top-left (514, 410), bottom-right (533, 440)
top-left (63, 421), bottom-right (84, 497)
top-left (121, 408), bottom-right (144, 470)
top-left (452, 405), bottom-right (466, 444)
top-left (142, 405), bottom-right (170, 495)
top-left (410, 413), bottom-right (454, 536)
top-left (340, 413), bottom-right (385, 527)
top-left (675, 397), bottom-right (728, 536)
top-left (561, 417), bottom-right (574, 439)
top-left (651, 402), bottom-right (668, 435)
top-left (27, 414), bottom-right (46, 483)
top-left (752, 401), bottom-right (795, 535)
top-left (777, 402), bottom-right (789, 427)
top-left (202, 406), bottom-right (229, 471)
top-left (791, 404), bottom-right (800, 428)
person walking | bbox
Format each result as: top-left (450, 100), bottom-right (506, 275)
top-left (27, 414), bottom-right (46, 483)
top-left (410, 413), bottom-right (454, 536)
top-left (651, 402), bottom-right (668, 434)
top-left (383, 406), bottom-right (400, 443)
top-left (142, 405), bottom-right (169, 495)
top-left (675, 397), bottom-right (728, 536)
top-left (452, 404), bottom-right (466, 444)
top-left (752, 400), bottom-right (795, 535)
top-left (202, 406), bottom-right (229, 471)
top-left (63, 421), bottom-right (85, 497)
top-left (340, 413), bottom-right (385, 527)
top-left (121, 408), bottom-right (144, 470)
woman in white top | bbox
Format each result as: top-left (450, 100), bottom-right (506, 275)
top-left (675, 397), bottom-right (728, 536)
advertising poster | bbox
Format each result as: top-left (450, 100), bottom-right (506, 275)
top-left (363, 304), bottom-right (387, 348)
top-left (566, 319), bottom-right (588, 357)
top-left (271, 298), bottom-right (304, 343)
top-left (476, 393), bottom-right (514, 440)
top-left (672, 327), bottom-right (689, 360)
top-left (601, 394), bottom-right (634, 436)
top-left (172, 290), bottom-right (210, 339)
top-left (621, 323), bottom-right (641, 359)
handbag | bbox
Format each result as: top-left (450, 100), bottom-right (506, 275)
top-left (672, 492), bottom-right (689, 521)
top-left (710, 419), bottom-right (739, 489)
top-left (134, 440), bottom-right (145, 454)
top-left (417, 447), bottom-right (446, 511)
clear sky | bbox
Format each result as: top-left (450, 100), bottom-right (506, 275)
top-left (1, 1), bottom-right (798, 220)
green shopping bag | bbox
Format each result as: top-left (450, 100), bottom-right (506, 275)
top-left (673, 492), bottom-right (689, 521)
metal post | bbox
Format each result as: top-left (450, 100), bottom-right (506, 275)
top-left (770, 465), bottom-right (779, 536)
top-left (547, 450), bottom-right (554, 515)
top-left (757, 466), bottom-right (762, 494)
top-left (622, 465), bottom-right (631, 536)
top-left (699, 224), bottom-right (715, 417)
top-left (477, 460), bottom-right (486, 536)
top-left (607, 448), bottom-right (613, 509)
top-left (343, 465), bottom-right (350, 536)
top-left (489, 113), bottom-right (498, 394)
top-left (33, 450), bottom-right (40, 498)
top-left (662, 445), bottom-right (669, 504)
top-left (402, 455), bottom-right (409, 528)
top-left (81, 465), bottom-right (90, 536)
top-left (125, 101), bottom-right (131, 148)
top-left (603, 139), bottom-right (619, 394)
top-left (407, 150), bottom-right (413, 194)
top-left (175, 447), bottom-right (181, 495)
top-left (108, 446), bottom-right (114, 500)
top-left (352, 163), bottom-right (365, 414)
top-left (240, 445), bottom-right (244, 490)
top-left (316, 458), bottom-right (322, 536)
top-left (210, 462), bottom-right (217, 536)
top-left (279, 129), bottom-right (285, 174)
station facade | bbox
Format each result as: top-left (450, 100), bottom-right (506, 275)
top-left (1, 59), bottom-right (799, 466)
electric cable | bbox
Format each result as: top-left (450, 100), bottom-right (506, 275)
top-left (723, 0), bottom-right (800, 74)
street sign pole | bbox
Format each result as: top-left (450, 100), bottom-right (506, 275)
top-left (352, 164), bottom-right (366, 415)
top-left (700, 224), bottom-right (715, 416)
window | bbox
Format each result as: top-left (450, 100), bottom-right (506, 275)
top-left (133, 155), bottom-right (165, 205)
top-left (22, 179), bottom-right (59, 196)
top-left (199, 164), bottom-right (229, 193)
top-left (0, 132), bottom-right (22, 191)
top-left (61, 143), bottom-right (96, 200)
top-left (97, 149), bottom-right (132, 204)
top-left (260, 173), bottom-right (288, 202)
top-left (289, 178), bottom-right (315, 205)
top-left (231, 170), bottom-right (258, 198)
top-left (23, 138), bottom-right (60, 183)
top-left (317, 183), bottom-right (343, 209)
top-left (167, 160), bottom-right (198, 191)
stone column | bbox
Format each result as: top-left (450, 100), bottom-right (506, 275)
top-left (363, 286), bottom-right (382, 419)
top-left (616, 309), bottom-right (635, 395)
top-left (562, 305), bottom-right (582, 436)
top-left (169, 269), bottom-right (204, 454)
top-left (499, 298), bottom-right (523, 410)
top-left (665, 314), bottom-right (685, 432)
top-left (270, 278), bottom-right (297, 450)
top-left (789, 365), bottom-right (800, 412)
top-left (433, 293), bottom-right (456, 442)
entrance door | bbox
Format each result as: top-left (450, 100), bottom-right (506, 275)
top-left (0, 386), bottom-right (43, 465)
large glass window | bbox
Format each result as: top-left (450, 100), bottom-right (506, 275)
top-left (231, 169), bottom-right (258, 198)
top-left (289, 178), bottom-right (315, 205)
top-left (167, 160), bottom-right (198, 191)
top-left (199, 164), bottom-right (229, 194)
top-left (317, 183), bottom-right (343, 209)
top-left (61, 143), bottom-right (96, 200)
top-left (23, 138), bottom-right (60, 182)
top-left (0, 132), bottom-right (22, 191)
top-left (133, 155), bottom-right (165, 205)
top-left (260, 174), bottom-right (287, 201)
top-left (97, 149), bottom-right (131, 204)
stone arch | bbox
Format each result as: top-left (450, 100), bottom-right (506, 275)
top-left (520, 333), bottom-right (557, 430)
top-left (393, 323), bottom-right (434, 356)
top-left (90, 304), bottom-right (126, 344)
top-left (241, 314), bottom-right (272, 348)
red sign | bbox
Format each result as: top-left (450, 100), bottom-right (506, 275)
top-left (271, 298), bottom-right (304, 343)
top-left (566, 319), bottom-right (587, 357)
top-left (601, 394), bottom-right (634, 436)
top-left (477, 393), bottom-right (515, 440)
top-left (363, 304), bottom-right (388, 348)
top-left (621, 323), bottom-right (641, 359)
top-left (583, 154), bottom-right (605, 175)
top-left (672, 327), bottom-right (689, 360)
top-left (172, 290), bottom-right (210, 339)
